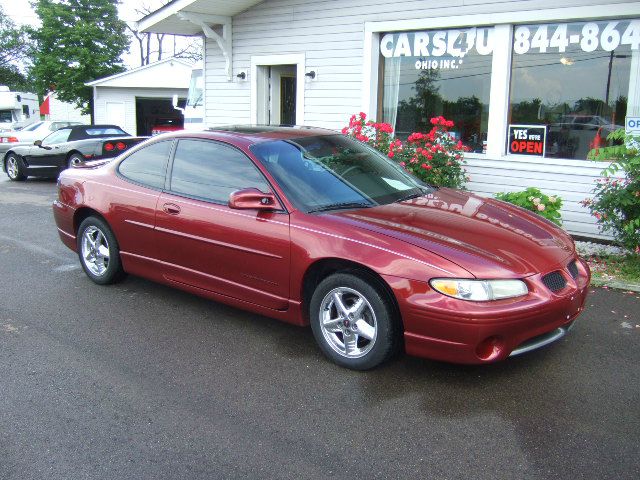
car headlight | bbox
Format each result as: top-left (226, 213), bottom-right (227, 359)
top-left (430, 278), bottom-right (528, 301)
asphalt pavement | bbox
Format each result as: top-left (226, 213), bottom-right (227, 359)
top-left (0, 176), bottom-right (638, 480)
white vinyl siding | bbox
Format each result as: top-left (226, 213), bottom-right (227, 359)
top-left (201, 0), bottom-right (639, 238)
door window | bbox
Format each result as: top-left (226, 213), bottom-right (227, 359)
top-left (42, 128), bottom-right (72, 145)
top-left (118, 140), bottom-right (172, 189)
top-left (169, 139), bottom-right (270, 203)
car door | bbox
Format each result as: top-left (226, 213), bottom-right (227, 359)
top-left (155, 138), bottom-right (291, 311)
top-left (25, 127), bottom-right (71, 167)
top-left (111, 139), bottom-right (174, 268)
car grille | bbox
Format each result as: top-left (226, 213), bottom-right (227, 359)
top-left (567, 260), bottom-right (579, 279)
top-left (542, 271), bottom-right (567, 292)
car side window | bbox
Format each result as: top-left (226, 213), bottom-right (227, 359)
top-left (169, 139), bottom-right (270, 203)
top-left (42, 128), bottom-right (71, 145)
top-left (118, 141), bottom-right (172, 189)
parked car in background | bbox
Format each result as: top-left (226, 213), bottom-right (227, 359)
top-left (52, 126), bottom-right (590, 370)
top-left (0, 120), bottom-right (83, 156)
top-left (151, 117), bottom-right (183, 135)
top-left (2, 124), bottom-right (147, 181)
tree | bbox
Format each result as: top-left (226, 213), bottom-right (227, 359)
top-left (29, 0), bottom-right (130, 116)
top-left (0, 4), bottom-right (33, 91)
top-left (125, 2), bottom-right (202, 67)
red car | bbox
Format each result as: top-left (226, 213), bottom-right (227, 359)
top-left (52, 126), bottom-right (590, 370)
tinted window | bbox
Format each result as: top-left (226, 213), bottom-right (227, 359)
top-left (42, 128), bottom-right (71, 145)
top-left (118, 141), bottom-right (171, 189)
top-left (170, 139), bottom-right (270, 203)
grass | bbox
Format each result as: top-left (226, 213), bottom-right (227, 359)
top-left (586, 253), bottom-right (640, 286)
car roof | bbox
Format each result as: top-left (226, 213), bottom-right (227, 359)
top-left (164, 125), bottom-right (338, 145)
top-left (55, 124), bottom-right (124, 131)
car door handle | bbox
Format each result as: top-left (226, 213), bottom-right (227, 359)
top-left (162, 203), bottom-right (181, 215)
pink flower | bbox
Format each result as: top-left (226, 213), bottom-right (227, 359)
top-left (537, 204), bottom-right (546, 211)
top-left (399, 162), bottom-right (406, 167)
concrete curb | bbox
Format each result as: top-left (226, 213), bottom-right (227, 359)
top-left (589, 277), bottom-right (640, 293)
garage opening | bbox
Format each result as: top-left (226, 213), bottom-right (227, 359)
top-left (135, 97), bottom-right (185, 136)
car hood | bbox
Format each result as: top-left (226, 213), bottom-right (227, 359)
top-left (325, 188), bottom-right (575, 278)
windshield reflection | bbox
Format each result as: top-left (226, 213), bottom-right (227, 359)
top-left (251, 135), bottom-right (432, 212)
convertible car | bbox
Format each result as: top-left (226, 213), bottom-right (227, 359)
top-left (3, 124), bottom-right (146, 181)
top-left (52, 126), bottom-right (590, 370)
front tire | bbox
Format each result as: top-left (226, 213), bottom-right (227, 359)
top-left (77, 216), bottom-right (126, 285)
top-left (310, 272), bottom-right (400, 370)
top-left (5, 153), bottom-right (26, 181)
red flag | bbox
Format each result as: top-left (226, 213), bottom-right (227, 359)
top-left (40, 94), bottom-right (50, 115)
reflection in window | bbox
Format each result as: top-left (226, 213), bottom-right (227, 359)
top-left (42, 128), bottom-right (71, 145)
top-left (118, 140), bottom-right (171, 189)
top-left (170, 139), bottom-right (270, 203)
top-left (509, 20), bottom-right (637, 160)
top-left (380, 28), bottom-right (494, 153)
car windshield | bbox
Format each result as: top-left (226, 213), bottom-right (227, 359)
top-left (250, 134), bottom-right (432, 213)
top-left (0, 110), bottom-right (13, 123)
top-left (22, 121), bottom-right (44, 131)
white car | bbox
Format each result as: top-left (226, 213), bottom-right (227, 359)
top-left (0, 120), bottom-right (83, 155)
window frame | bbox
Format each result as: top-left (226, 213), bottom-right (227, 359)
top-left (363, 3), bottom-right (640, 164)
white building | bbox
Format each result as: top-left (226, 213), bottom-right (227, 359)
top-left (87, 57), bottom-right (193, 136)
top-left (137, 0), bottom-right (640, 239)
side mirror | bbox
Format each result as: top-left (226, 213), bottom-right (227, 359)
top-left (229, 188), bottom-right (281, 211)
top-left (34, 139), bottom-right (42, 146)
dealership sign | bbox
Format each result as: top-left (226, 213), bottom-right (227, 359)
top-left (508, 125), bottom-right (547, 157)
top-left (380, 20), bottom-right (639, 72)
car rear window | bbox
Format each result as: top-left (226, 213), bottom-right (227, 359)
top-left (85, 127), bottom-right (127, 136)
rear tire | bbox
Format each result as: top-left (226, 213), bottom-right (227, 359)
top-left (77, 216), bottom-right (126, 285)
top-left (309, 272), bottom-right (400, 370)
top-left (67, 153), bottom-right (84, 169)
top-left (5, 153), bottom-right (26, 181)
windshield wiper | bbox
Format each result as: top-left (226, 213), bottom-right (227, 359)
top-left (396, 188), bottom-right (428, 203)
top-left (307, 201), bottom-right (373, 213)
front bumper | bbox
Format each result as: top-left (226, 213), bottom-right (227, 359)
top-left (383, 257), bottom-right (591, 364)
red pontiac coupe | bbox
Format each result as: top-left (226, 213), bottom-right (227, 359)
top-left (52, 126), bottom-right (590, 370)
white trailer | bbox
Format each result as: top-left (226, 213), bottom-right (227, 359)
top-left (0, 86), bottom-right (40, 132)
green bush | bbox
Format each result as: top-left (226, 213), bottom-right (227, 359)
top-left (583, 129), bottom-right (640, 253)
top-left (495, 187), bottom-right (563, 226)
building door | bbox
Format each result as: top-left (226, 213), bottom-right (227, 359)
top-left (105, 101), bottom-right (126, 130)
top-left (252, 56), bottom-right (304, 126)
top-left (280, 76), bottom-right (296, 125)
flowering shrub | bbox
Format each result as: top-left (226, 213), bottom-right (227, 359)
top-left (582, 129), bottom-right (640, 253)
top-left (341, 112), bottom-right (399, 157)
top-left (342, 113), bottom-right (468, 189)
top-left (495, 187), bottom-right (563, 226)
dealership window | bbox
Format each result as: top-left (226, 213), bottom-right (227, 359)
top-left (509, 19), bottom-right (639, 160)
top-left (379, 27), bottom-right (494, 153)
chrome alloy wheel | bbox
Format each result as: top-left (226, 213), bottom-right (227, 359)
top-left (6, 156), bottom-right (19, 179)
top-left (319, 287), bottom-right (377, 358)
top-left (80, 226), bottom-right (111, 276)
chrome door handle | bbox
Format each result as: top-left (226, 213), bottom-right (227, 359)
top-left (162, 203), bottom-right (181, 215)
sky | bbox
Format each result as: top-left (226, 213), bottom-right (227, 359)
top-left (0, 0), bottom-right (185, 68)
